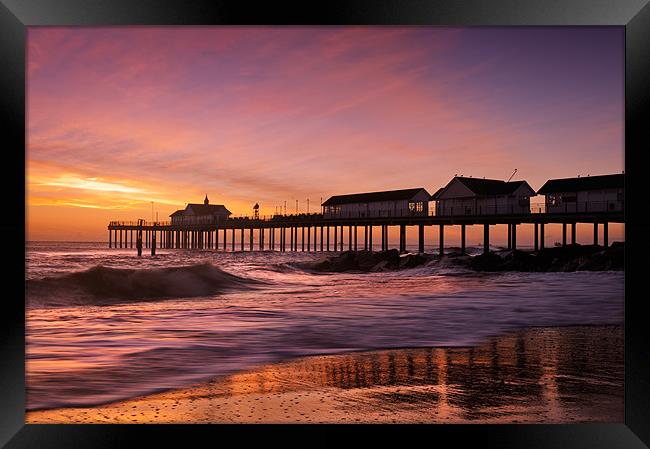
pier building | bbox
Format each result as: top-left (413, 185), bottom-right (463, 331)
top-left (431, 176), bottom-right (535, 216)
top-left (321, 188), bottom-right (431, 219)
top-left (537, 173), bottom-right (624, 214)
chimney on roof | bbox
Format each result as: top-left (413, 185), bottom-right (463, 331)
top-left (204, 195), bottom-right (209, 205)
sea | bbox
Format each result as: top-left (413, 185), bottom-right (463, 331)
top-left (25, 241), bottom-right (624, 411)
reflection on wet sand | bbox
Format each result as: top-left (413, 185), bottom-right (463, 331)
top-left (27, 325), bottom-right (623, 423)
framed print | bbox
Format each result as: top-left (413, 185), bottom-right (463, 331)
top-left (1, 0), bottom-right (649, 447)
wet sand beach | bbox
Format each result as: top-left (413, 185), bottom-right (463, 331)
top-left (27, 325), bottom-right (623, 424)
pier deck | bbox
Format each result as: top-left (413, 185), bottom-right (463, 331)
top-left (108, 209), bottom-right (623, 255)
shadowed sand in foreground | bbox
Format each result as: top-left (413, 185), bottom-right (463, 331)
top-left (27, 325), bottom-right (623, 424)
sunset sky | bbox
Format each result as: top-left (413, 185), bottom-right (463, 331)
top-left (27, 27), bottom-right (624, 242)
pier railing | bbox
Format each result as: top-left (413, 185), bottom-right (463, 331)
top-left (109, 220), bottom-right (171, 227)
top-left (430, 201), bottom-right (622, 217)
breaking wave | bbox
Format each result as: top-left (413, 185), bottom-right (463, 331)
top-left (27, 263), bottom-right (262, 307)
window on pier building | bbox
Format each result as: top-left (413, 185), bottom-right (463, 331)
top-left (325, 206), bottom-right (341, 215)
top-left (408, 201), bottom-right (424, 213)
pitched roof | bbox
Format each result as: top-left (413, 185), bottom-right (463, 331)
top-left (433, 177), bottom-right (534, 199)
top-left (185, 203), bottom-right (231, 216)
top-left (537, 174), bottom-right (624, 194)
top-left (430, 187), bottom-right (445, 200)
top-left (457, 177), bottom-right (531, 195)
top-left (170, 210), bottom-right (185, 217)
top-left (322, 188), bottom-right (429, 206)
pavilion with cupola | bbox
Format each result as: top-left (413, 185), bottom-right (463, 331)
top-left (170, 195), bottom-right (232, 225)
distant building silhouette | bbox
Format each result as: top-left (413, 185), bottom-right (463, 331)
top-left (170, 196), bottom-right (232, 225)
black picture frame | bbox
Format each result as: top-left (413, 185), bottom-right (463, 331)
top-left (2, 0), bottom-right (649, 447)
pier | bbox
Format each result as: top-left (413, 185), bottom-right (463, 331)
top-left (108, 203), bottom-right (623, 255)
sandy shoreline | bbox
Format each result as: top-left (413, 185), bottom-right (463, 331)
top-left (27, 325), bottom-right (623, 424)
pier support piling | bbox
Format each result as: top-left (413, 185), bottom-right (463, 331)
top-left (540, 223), bottom-right (545, 250)
top-left (136, 229), bottom-right (142, 256)
top-left (593, 222), bottom-right (599, 246)
top-left (439, 224), bottom-right (445, 256)
top-left (562, 223), bottom-right (567, 247)
top-left (511, 223), bottom-right (517, 251)
top-left (603, 222), bottom-right (609, 247)
top-left (460, 224), bottom-right (466, 255)
top-left (483, 224), bottom-right (490, 254)
top-left (399, 225), bottom-right (406, 253)
top-left (571, 223), bottom-right (576, 245)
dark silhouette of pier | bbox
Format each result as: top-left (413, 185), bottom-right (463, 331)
top-left (108, 204), bottom-right (623, 256)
